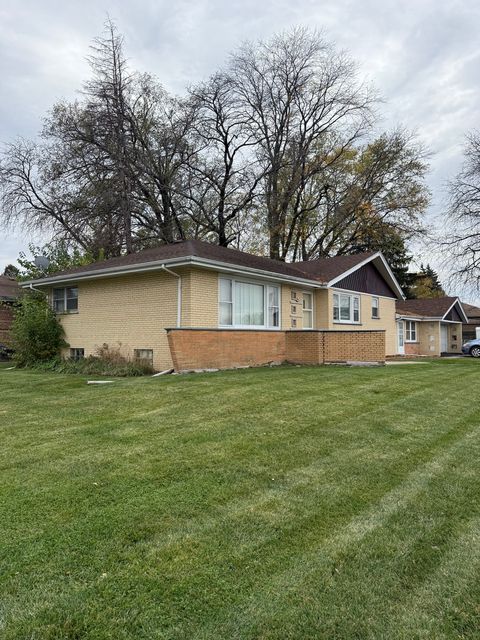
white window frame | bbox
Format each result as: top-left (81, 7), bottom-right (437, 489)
top-left (218, 276), bottom-right (281, 330)
top-left (371, 296), bottom-right (380, 319)
top-left (302, 291), bottom-right (314, 329)
top-left (52, 286), bottom-right (78, 313)
top-left (332, 290), bottom-right (361, 324)
top-left (405, 320), bottom-right (417, 342)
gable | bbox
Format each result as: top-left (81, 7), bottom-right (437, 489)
top-left (445, 303), bottom-right (463, 322)
top-left (334, 262), bottom-right (397, 298)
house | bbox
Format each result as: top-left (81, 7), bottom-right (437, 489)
top-left (395, 297), bottom-right (468, 356)
top-left (461, 302), bottom-right (480, 342)
top-left (0, 275), bottom-right (20, 349)
top-left (22, 240), bottom-right (405, 371)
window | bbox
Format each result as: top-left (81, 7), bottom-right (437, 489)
top-left (291, 290), bottom-right (298, 301)
top-left (333, 292), bottom-right (360, 323)
top-left (405, 321), bottom-right (417, 342)
top-left (291, 305), bottom-right (297, 315)
top-left (219, 278), bottom-right (233, 326)
top-left (268, 286), bottom-right (280, 328)
top-left (219, 278), bottom-right (280, 329)
top-left (134, 349), bottom-right (153, 365)
top-left (291, 318), bottom-right (297, 328)
top-left (302, 292), bottom-right (313, 329)
top-left (53, 286), bottom-right (78, 313)
top-left (70, 348), bottom-right (84, 360)
top-left (372, 297), bottom-right (379, 319)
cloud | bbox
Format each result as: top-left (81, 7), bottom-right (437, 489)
top-left (1, 0), bottom-right (479, 296)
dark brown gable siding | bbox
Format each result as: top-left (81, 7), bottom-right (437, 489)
top-left (445, 304), bottom-right (462, 322)
top-left (334, 262), bottom-right (397, 298)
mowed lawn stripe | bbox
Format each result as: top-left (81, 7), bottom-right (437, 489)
top-left (0, 360), bottom-right (479, 638)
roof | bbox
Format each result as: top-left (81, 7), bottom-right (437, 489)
top-left (396, 297), bottom-right (468, 322)
top-left (22, 239), bottom-right (404, 297)
top-left (0, 275), bottom-right (20, 302)
top-left (37, 240), bottom-right (309, 282)
top-left (462, 302), bottom-right (480, 320)
top-left (293, 252), bottom-right (377, 282)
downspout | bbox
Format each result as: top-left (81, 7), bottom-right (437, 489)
top-left (29, 283), bottom-right (47, 296)
top-left (160, 265), bottom-right (181, 327)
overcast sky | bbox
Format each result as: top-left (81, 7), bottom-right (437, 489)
top-left (1, 0), bottom-right (479, 294)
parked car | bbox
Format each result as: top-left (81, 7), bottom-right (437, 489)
top-left (462, 339), bottom-right (480, 357)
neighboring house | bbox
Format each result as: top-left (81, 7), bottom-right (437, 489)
top-left (395, 297), bottom-right (468, 356)
top-left (461, 302), bottom-right (480, 342)
top-left (22, 240), bottom-right (405, 371)
top-left (0, 275), bottom-right (20, 348)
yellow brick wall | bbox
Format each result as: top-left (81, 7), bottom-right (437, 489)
top-left (182, 268), bottom-right (218, 327)
top-left (281, 285), bottom-right (316, 330)
top-left (54, 270), bottom-right (179, 371)
top-left (316, 288), bottom-right (397, 355)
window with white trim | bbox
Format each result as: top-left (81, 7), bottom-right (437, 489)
top-left (333, 292), bottom-right (360, 323)
top-left (405, 320), bottom-right (417, 342)
top-left (302, 292), bottom-right (313, 329)
top-left (372, 296), bottom-right (379, 319)
top-left (69, 348), bottom-right (84, 360)
top-left (53, 286), bottom-right (78, 313)
top-left (219, 278), bottom-right (280, 329)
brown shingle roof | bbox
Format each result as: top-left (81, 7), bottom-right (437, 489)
top-left (29, 239), bottom-right (378, 285)
top-left (396, 296), bottom-right (458, 318)
top-left (462, 302), bottom-right (480, 320)
top-left (0, 275), bottom-right (20, 301)
top-left (294, 252), bottom-right (376, 281)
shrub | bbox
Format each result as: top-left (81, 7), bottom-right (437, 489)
top-left (30, 343), bottom-right (154, 377)
top-left (11, 293), bottom-right (67, 366)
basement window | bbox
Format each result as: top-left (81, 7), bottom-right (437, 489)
top-left (70, 348), bottom-right (84, 360)
top-left (134, 349), bottom-right (154, 365)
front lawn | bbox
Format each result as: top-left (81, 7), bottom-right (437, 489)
top-left (1, 360), bottom-right (480, 639)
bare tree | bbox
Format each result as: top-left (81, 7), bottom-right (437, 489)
top-left (184, 73), bottom-right (264, 246)
top-left (444, 131), bottom-right (480, 287)
top-left (229, 27), bottom-right (375, 260)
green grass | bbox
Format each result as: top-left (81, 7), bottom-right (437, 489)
top-left (1, 359), bottom-right (480, 639)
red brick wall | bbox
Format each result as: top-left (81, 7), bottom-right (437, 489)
top-left (285, 331), bottom-right (323, 364)
top-left (0, 305), bottom-right (14, 347)
top-left (167, 328), bottom-right (386, 371)
top-left (404, 342), bottom-right (421, 355)
top-left (322, 330), bottom-right (385, 363)
top-left (167, 329), bottom-right (286, 371)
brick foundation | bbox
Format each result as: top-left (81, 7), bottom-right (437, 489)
top-left (167, 328), bottom-right (385, 371)
top-left (0, 305), bottom-right (14, 347)
top-left (404, 342), bottom-right (421, 355)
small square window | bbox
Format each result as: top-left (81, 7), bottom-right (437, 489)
top-left (70, 348), bottom-right (84, 360)
top-left (134, 349), bottom-right (153, 365)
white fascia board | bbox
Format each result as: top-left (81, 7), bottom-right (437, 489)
top-left (328, 252), bottom-right (405, 300)
top-left (21, 255), bottom-right (325, 289)
top-left (441, 298), bottom-right (469, 323)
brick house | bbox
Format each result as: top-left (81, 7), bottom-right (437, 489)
top-left (23, 240), bottom-right (405, 371)
top-left (395, 297), bottom-right (467, 356)
top-left (461, 302), bottom-right (480, 342)
top-left (0, 275), bottom-right (20, 349)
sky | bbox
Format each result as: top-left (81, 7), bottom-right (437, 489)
top-left (0, 0), bottom-right (479, 295)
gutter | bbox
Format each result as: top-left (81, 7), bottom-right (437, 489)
top-left (160, 265), bottom-right (181, 327)
top-left (21, 256), bottom-right (325, 290)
